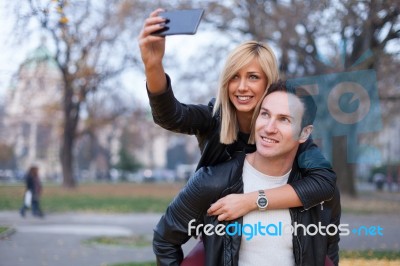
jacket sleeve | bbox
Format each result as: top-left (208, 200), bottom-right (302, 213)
top-left (147, 74), bottom-right (214, 136)
top-left (326, 187), bottom-right (341, 266)
top-left (290, 137), bottom-right (337, 210)
top-left (153, 168), bottom-right (216, 266)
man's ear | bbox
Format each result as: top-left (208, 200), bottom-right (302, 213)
top-left (299, 125), bottom-right (313, 143)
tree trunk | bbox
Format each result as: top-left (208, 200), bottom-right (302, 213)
top-left (60, 82), bottom-right (79, 188)
top-left (61, 134), bottom-right (75, 188)
top-left (332, 135), bottom-right (357, 197)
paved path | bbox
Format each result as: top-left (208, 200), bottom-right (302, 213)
top-left (0, 211), bottom-right (399, 266)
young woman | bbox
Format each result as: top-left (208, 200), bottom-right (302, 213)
top-left (138, 8), bottom-right (335, 221)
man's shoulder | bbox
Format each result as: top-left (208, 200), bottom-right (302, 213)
top-left (191, 152), bottom-right (246, 187)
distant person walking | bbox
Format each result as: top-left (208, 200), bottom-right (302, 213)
top-left (20, 166), bottom-right (44, 218)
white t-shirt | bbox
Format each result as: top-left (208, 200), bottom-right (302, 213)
top-left (238, 158), bottom-right (295, 266)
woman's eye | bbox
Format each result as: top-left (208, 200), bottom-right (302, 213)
top-left (249, 75), bottom-right (259, 79)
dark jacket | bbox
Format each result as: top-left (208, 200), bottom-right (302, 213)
top-left (153, 152), bottom-right (341, 266)
top-left (26, 174), bottom-right (41, 199)
top-left (148, 74), bottom-right (336, 210)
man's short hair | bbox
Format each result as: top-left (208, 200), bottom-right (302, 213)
top-left (266, 80), bottom-right (317, 128)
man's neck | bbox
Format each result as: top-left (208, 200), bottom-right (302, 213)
top-left (248, 151), bottom-right (297, 177)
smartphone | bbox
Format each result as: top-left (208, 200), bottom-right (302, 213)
top-left (152, 9), bottom-right (204, 36)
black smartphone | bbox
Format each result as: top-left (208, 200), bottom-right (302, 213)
top-left (152, 9), bottom-right (204, 36)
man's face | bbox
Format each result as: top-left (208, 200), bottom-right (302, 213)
top-left (255, 91), bottom-right (311, 160)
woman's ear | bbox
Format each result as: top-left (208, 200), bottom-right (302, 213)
top-left (299, 125), bottom-right (313, 143)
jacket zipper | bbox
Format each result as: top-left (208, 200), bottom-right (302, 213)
top-left (290, 208), bottom-right (303, 266)
top-left (302, 195), bottom-right (333, 211)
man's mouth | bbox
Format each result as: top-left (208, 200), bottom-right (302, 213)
top-left (261, 136), bottom-right (278, 143)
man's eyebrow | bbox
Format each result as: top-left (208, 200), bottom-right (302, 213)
top-left (278, 113), bottom-right (294, 120)
top-left (259, 106), bottom-right (294, 119)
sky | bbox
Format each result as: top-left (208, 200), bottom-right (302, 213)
top-left (0, 1), bottom-right (216, 108)
top-left (0, 1), bottom-right (19, 100)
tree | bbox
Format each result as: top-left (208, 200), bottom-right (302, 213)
top-left (115, 147), bottom-right (142, 174)
top-left (10, 0), bottom-right (151, 187)
top-left (324, 0), bottom-right (400, 195)
top-left (177, 0), bottom-right (400, 196)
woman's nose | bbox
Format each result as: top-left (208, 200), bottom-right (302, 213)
top-left (238, 79), bottom-right (248, 92)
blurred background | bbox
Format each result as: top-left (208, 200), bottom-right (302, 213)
top-left (0, 0), bottom-right (399, 193)
top-left (0, 1), bottom-right (399, 265)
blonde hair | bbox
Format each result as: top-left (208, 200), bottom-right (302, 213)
top-left (213, 41), bottom-right (279, 144)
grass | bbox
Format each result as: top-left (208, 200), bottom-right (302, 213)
top-left (341, 191), bottom-right (400, 214)
top-left (84, 235), bottom-right (151, 247)
top-left (0, 226), bottom-right (8, 234)
top-left (2, 182), bottom-right (400, 265)
top-left (340, 250), bottom-right (400, 260)
top-left (340, 250), bottom-right (400, 266)
top-left (0, 182), bottom-right (183, 213)
top-left (2, 182), bottom-right (400, 214)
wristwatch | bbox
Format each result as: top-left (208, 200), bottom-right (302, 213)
top-left (256, 190), bottom-right (268, 211)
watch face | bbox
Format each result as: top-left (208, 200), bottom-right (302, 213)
top-left (258, 197), bottom-right (268, 207)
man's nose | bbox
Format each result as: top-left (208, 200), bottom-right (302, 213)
top-left (264, 119), bottom-right (278, 133)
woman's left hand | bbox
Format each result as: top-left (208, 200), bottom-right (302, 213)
top-left (207, 192), bottom-right (256, 221)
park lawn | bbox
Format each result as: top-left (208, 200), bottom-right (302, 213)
top-left (0, 182), bottom-right (183, 213)
top-left (340, 259), bottom-right (400, 265)
top-left (2, 182), bottom-right (400, 266)
top-left (2, 182), bottom-right (400, 214)
top-left (0, 226), bottom-right (8, 234)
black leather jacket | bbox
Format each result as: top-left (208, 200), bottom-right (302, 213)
top-left (148, 74), bottom-right (336, 210)
top-left (153, 152), bottom-right (341, 266)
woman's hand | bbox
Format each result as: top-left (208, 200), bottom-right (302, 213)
top-left (138, 8), bottom-right (168, 93)
top-left (138, 8), bottom-right (168, 68)
top-left (207, 192), bottom-right (257, 221)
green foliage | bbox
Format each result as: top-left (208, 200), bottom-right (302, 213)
top-left (0, 142), bottom-right (15, 169)
top-left (114, 147), bottom-right (142, 173)
top-left (369, 163), bottom-right (399, 181)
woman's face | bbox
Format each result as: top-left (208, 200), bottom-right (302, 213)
top-left (228, 58), bottom-right (268, 117)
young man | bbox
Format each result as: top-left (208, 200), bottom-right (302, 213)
top-left (153, 80), bottom-right (341, 266)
